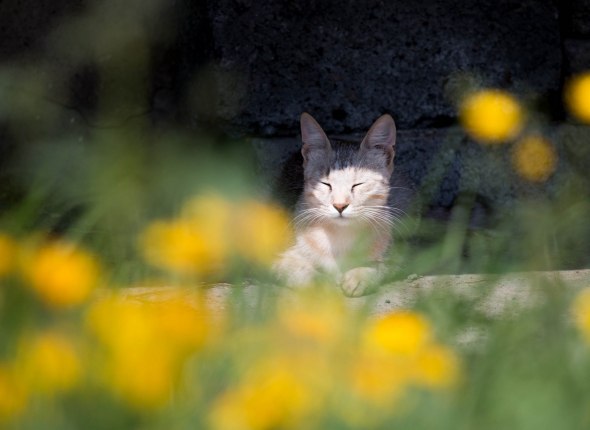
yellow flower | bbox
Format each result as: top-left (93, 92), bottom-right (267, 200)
top-left (351, 311), bottom-right (434, 405)
top-left (0, 364), bottom-right (27, 420)
top-left (349, 354), bottom-right (407, 405)
top-left (88, 299), bottom-right (169, 408)
top-left (88, 295), bottom-right (209, 354)
top-left (140, 194), bottom-right (293, 273)
top-left (140, 194), bottom-right (233, 277)
top-left (572, 287), bottom-right (590, 343)
top-left (352, 311), bottom-right (460, 403)
top-left (411, 344), bottom-right (459, 389)
top-left (153, 296), bottom-right (210, 352)
top-left (235, 201), bottom-right (293, 266)
top-left (88, 299), bottom-right (176, 408)
top-left (363, 311), bottom-right (432, 357)
top-left (512, 135), bottom-right (557, 182)
top-left (277, 290), bottom-right (346, 343)
top-left (0, 233), bottom-right (17, 277)
top-left (565, 72), bottom-right (590, 123)
top-left (87, 298), bottom-right (155, 351)
top-left (140, 219), bottom-right (227, 276)
top-left (18, 332), bottom-right (81, 394)
top-left (181, 193), bottom-right (233, 235)
top-left (87, 295), bottom-right (210, 409)
top-left (210, 357), bottom-right (315, 430)
top-left (24, 241), bottom-right (101, 308)
top-left (460, 89), bottom-right (524, 143)
top-left (107, 348), bottom-right (176, 410)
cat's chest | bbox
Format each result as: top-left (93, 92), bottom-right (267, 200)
top-left (302, 224), bottom-right (369, 260)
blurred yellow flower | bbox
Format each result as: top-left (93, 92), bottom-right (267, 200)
top-left (108, 348), bottom-right (176, 410)
top-left (210, 357), bottom-right (315, 430)
top-left (181, 193), bottom-right (233, 234)
top-left (0, 233), bottom-right (17, 277)
top-left (565, 72), bottom-right (590, 123)
top-left (141, 194), bottom-right (234, 277)
top-left (0, 364), bottom-right (27, 420)
top-left (572, 287), bottom-right (590, 343)
top-left (235, 201), bottom-right (293, 266)
top-left (87, 298), bottom-right (155, 351)
top-left (18, 332), bottom-right (81, 394)
top-left (140, 219), bottom-right (227, 276)
top-left (24, 241), bottom-right (101, 308)
top-left (140, 194), bottom-right (293, 273)
top-left (512, 135), bottom-right (557, 182)
top-left (87, 295), bottom-right (209, 409)
top-left (411, 344), bottom-right (459, 389)
top-left (460, 89), bottom-right (524, 143)
top-left (363, 311), bottom-right (432, 357)
top-left (352, 311), bottom-right (459, 403)
top-left (349, 354), bottom-right (406, 404)
top-left (154, 296), bottom-right (210, 352)
top-left (277, 290), bottom-right (346, 343)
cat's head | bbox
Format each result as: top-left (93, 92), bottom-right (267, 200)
top-left (298, 112), bottom-right (396, 224)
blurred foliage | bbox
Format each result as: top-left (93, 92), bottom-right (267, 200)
top-left (1, 0), bottom-right (590, 429)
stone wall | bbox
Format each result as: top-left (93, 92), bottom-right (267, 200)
top-left (0, 0), bottom-right (589, 219)
top-left (563, 0), bottom-right (590, 73)
top-left (206, 0), bottom-right (561, 135)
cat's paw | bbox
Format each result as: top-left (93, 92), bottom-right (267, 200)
top-left (273, 252), bottom-right (317, 288)
top-left (341, 267), bottom-right (379, 297)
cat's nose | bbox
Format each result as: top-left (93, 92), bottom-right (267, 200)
top-left (333, 203), bottom-right (349, 213)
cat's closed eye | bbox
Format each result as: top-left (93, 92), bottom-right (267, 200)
top-left (320, 181), bottom-right (332, 190)
top-left (351, 182), bottom-right (364, 191)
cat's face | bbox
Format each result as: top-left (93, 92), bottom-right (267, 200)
top-left (298, 113), bottom-right (396, 225)
top-left (305, 167), bottom-right (390, 221)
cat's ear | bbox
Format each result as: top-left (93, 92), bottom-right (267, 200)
top-left (360, 114), bottom-right (396, 173)
top-left (300, 112), bottom-right (331, 168)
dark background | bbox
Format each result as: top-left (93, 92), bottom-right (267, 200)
top-left (1, 0), bottom-right (589, 229)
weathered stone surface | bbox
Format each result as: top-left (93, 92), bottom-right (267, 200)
top-left (0, 0), bottom-right (575, 224)
top-left (571, 0), bottom-right (590, 36)
top-left (564, 39), bottom-right (590, 74)
top-left (0, 0), bottom-right (84, 60)
top-left (208, 0), bottom-right (561, 136)
top-left (115, 270), bottom-right (590, 317)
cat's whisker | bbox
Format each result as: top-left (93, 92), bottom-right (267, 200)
top-left (358, 214), bottom-right (384, 236)
top-left (359, 212), bottom-right (394, 230)
top-left (293, 211), bottom-right (316, 228)
top-left (293, 207), bottom-right (330, 229)
top-left (366, 214), bottom-right (407, 236)
top-left (366, 205), bottom-right (410, 221)
top-left (360, 207), bottom-right (412, 236)
top-left (294, 215), bottom-right (319, 229)
top-left (386, 215), bottom-right (411, 236)
top-left (367, 204), bottom-right (407, 213)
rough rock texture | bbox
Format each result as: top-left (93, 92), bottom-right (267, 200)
top-left (0, 0), bottom-right (84, 60)
top-left (208, 0), bottom-right (562, 136)
top-left (570, 0), bottom-right (590, 36)
top-left (115, 270), bottom-right (590, 318)
top-left (564, 39), bottom-right (590, 74)
top-left (0, 0), bottom-right (576, 223)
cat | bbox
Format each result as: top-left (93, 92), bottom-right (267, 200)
top-left (274, 112), bottom-right (399, 297)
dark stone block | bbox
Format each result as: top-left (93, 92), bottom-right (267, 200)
top-left (564, 39), bottom-right (590, 74)
top-left (0, 0), bottom-right (85, 60)
top-left (208, 0), bottom-right (561, 136)
top-left (571, 0), bottom-right (590, 36)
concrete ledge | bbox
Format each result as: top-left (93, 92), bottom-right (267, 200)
top-left (111, 269), bottom-right (590, 318)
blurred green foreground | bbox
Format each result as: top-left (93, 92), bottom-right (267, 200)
top-left (2, 0), bottom-right (590, 428)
